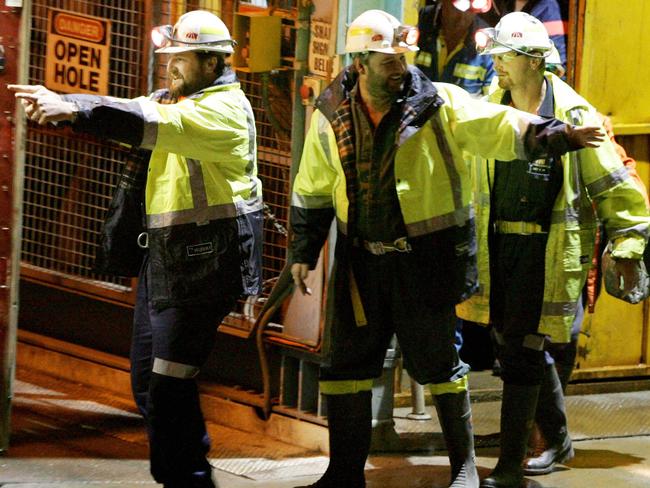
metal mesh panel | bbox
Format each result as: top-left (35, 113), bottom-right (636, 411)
top-left (23, 0), bottom-right (146, 297)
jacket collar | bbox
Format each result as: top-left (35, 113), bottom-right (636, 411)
top-left (488, 72), bottom-right (590, 117)
top-left (152, 68), bottom-right (240, 103)
top-left (316, 64), bottom-right (444, 124)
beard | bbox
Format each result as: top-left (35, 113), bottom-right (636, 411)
top-left (168, 70), bottom-right (211, 98)
top-left (366, 71), bottom-right (404, 102)
top-left (168, 76), bottom-right (199, 98)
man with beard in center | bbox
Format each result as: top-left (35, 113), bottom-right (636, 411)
top-left (289, 9), bottom-right (602, 488)
top-left (10, 10), bottom-right (263, 488)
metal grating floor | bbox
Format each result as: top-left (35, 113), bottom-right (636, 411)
top-left (393, 390), bottom-right (650, 442)
top-left (7, 369), bottom-right (650, 485)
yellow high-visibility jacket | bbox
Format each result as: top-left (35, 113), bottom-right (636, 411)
top-left (66, 70), bottom-right (263, 309)
top-left (456, 72), bottom-right (650, 342)
top-left (290, 66), bottom-right (591, 306)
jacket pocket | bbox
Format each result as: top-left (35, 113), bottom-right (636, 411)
top-left (562, 227), bottom-right (596, 272)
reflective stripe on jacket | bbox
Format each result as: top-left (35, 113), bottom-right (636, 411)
top-left (456, 72), bottom-right (650, 342)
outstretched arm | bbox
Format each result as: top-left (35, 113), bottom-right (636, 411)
top-left (9, 84), bottom-right (78, 124)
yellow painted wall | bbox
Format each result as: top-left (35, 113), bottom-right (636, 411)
top-left (574, 0), bottom-right (650, 376)
top-left (577, 0), bottom-right (650, 133)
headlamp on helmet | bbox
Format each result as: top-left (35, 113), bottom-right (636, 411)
top-left (345, 9), bottom-right (420, 54)
top-left (396, 25), bottom-right (420, 47)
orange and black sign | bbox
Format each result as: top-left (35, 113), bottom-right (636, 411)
top-left (45, 9), bottom-right (111, 95)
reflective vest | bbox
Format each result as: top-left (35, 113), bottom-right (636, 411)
top-left (456, 72), bottom-right (650, 342)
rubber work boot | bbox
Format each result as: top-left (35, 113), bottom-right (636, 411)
top-left (479, 383), bottom-right (541, 488)
top-left (294, 390), bottom-right (372, 488)
top-left (434, 390), bottom-right (480, 488)
top-left (523, 365), bottom-right (574, 475)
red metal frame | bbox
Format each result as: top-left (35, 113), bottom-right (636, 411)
top-left (0, 2), bottom-right (22, 451)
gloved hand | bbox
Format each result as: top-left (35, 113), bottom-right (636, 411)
top-left (603, 245), bottom-right (650, 304)
top-left (8, 84), bottom-right (78, 125)
top-left (565, 124), bottom-right (605, 149)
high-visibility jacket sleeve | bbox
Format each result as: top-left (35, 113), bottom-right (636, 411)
top-left (289, 111), bottom-right (337, 267)
top-left (64, 94), bottom-right (145, 146)
top-left (435, 83), bottom-right (580, 162)
top-left (574, 109), bottom-right (649, 259)
top-left (66, 90), bottom-right (252, 163)
top-left (136, 93), bottom-right (252, 161)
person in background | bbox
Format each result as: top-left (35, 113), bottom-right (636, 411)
top-left (457, 12), bottom-right (650, 488)
top-left (416, 0), bottom-right (496, 96)
top-left (10, 10), bottom-right (263, 488)
top-left (289, 9), bottom-right (602, 488)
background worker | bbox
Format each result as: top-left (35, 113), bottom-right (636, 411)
top-left (457, 12), bottom-right (650, 488)
top-left (289, 9), bottom-right (601, 488)
top-left (10, 10), bottom-right (263, 488)
top-left (416, 0), bottom-right (496, 96)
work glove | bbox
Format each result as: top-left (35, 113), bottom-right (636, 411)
top-left (602, 243), bottom-right (650, 304)
top-left (8, 84), bottom-right (78, 125)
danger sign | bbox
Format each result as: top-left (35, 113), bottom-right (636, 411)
top-left (45, 9), bottom-right (111, 95)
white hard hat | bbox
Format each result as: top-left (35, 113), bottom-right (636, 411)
top-left (476, 11), bottom-right (553, 58)
top-left (344, 9), bottom-right (419, 54)
top-left (152, 10), bottom-right (236, 54)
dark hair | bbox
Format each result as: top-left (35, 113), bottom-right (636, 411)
top-left (195, 51), bottom-right (229, 76)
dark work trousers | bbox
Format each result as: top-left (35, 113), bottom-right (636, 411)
top-left (490, 234), bottom-right (548, 386)
top-left (322, 246), bottom-right (470, 386)
top-left (131, 257), bottom-right (237, 485)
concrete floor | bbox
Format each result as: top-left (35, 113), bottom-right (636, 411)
top-left (2, 368), bottom-right (650, 488)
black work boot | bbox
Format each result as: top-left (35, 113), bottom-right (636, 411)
top-left (480, 383), bottom-right (541, 488)
top-left (295, 391), bottom-right (372, 488)
top-left (434, 390), bottom-right (480, 488)
top-left (523, 365), bottom-right (574, 475)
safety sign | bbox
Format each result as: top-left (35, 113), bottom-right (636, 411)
top-left (45, 9), bottom-right (111, 95)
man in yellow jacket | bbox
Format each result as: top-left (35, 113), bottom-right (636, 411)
top-left (457, 12), bottom-right (650, 488)
top-left (290, 9), bottom-right (601, 488)
top-left (11, 11), bottom-right (262, 488)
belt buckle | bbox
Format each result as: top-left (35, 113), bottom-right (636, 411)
top-left (393, 237), bottom-right (412, 253)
